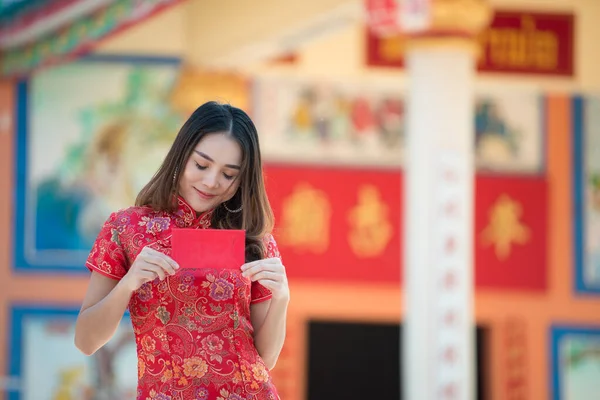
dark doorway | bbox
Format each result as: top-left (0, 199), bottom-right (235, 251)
top-left (307, 320), bottom-right (487, 400)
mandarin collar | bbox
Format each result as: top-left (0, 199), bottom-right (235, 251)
top-left (173, 195), bottom-right (213, 229)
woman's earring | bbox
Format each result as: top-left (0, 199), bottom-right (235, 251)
top-left (223, 202), bottom-right (243, 213)
top-left (173, 168), bottom-right (178, 185)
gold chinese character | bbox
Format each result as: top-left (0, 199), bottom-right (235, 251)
top-left (480, 194), bottom-right (530, 260)
top-left (279, 183), bottom-right (331, 253)
top-left (348, 185), bottom-right (392, 258)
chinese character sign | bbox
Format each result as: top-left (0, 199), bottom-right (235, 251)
top-left (348, 185), bottom-right (393, 258)
top-left (430, 152), bottom-right (471, 399)
top-left (480, 194), bottom-right (531, 261)
top-left (475, 176), bottom-right (548, 290)
top-left (279, 182), bottom-right (331, 254)
top-left (264, 165), bottom-right (402, 284)
top-left (264, 165), bottom-right (547, 291)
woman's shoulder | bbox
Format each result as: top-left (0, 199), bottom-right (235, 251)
top-left (263, 233), bottom-right (281, 258)
top-left (105, 205), bottom-right (162, 227)
top-left (262, 232), bottom-right (276, 244)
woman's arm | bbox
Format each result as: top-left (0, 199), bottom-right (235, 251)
top-left (74, 272), bottom-right (133, 355)
top-left (242, 257), bottom-right (290, 370)
top-left (75, 246), bottom-right (179, 355)
top-left (250, 296), bottom-right (289, 370)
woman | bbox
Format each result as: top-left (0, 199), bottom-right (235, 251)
top-left (75, 102), bottom-right (289, 400)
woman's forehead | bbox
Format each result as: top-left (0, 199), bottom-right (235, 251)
top-left (194, 133), bottom-right (242, 166)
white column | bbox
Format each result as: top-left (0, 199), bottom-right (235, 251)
top-left (403, 46), bottom-right (477, 399)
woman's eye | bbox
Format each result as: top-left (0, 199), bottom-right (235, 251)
top-left (195, 162), bottom-right (207, 170)
top-left (223, 173), bottom-right (235, 180)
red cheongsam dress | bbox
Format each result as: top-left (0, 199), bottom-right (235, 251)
top-left (86, 196), bottom-right (281, 400)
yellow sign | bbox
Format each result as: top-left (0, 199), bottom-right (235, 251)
top-left (348, 185), bottom-right (393, 258)
top-left (279, 183), bottom-right (331, 253)
top-left (480, 194), bottom-right (530, 260)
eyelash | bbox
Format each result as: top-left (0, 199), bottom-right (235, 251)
top-left (195, 162), bottom-right (235, 180)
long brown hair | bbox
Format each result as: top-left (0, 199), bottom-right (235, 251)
top-left (136, 101), bottom-right (274, 262)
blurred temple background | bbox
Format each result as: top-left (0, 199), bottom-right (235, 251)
top-left (0, 0), bottom-right (599, 399)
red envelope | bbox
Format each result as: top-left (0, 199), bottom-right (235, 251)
top-left (171, 228), bottom-right (245, 271)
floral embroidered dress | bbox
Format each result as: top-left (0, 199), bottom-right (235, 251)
top-left (86, 196), bottom-right (280, 400)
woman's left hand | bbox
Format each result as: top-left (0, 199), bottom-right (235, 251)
top-left (241, 257), bottom-right (289, 301)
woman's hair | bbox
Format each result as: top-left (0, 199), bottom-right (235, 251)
top-left (136, 101), bottom-right (274, 262)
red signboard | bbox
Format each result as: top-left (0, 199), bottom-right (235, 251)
top-left (264, 165), bottom-right (403, 284)
top-left (264, 164), bottom-right (547, 291)
top-left (366, 10), bottom-right (574, 76)
top-left (474, 175), bottom-right (547, 290)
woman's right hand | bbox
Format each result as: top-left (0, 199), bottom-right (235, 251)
top-left (120, 246), bottom-right (180, 292)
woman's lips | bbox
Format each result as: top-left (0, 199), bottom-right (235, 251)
top-left (194, 188), bottom-right (216, 200)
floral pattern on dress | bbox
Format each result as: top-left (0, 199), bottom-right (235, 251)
top-left (86, 196), bottom-right (279, 400)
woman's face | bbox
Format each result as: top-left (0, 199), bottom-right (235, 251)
top-left (178, 133), bottom-right (242, 214)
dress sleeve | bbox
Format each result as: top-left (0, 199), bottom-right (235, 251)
top-left (250, 234), bottom-right (281, 305)
top-left (85, 212), bottom-right (128, 280)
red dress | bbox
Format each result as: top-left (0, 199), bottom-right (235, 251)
top-left (86, 196), bottom-right (281, 400)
